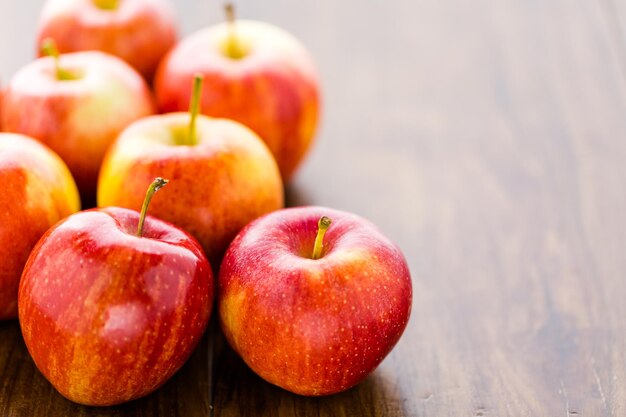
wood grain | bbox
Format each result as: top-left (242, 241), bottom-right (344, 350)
top-left (3, 0), bottom-right (626, 415)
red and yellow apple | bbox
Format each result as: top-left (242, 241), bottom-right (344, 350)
top-left (0, 133), bottom-right (80, 320)
top-left (154, 6), bottom-right (320, 182)
top-left (218, 207), bottom-right (412, 395)
top-left (37, 0), bottom-right (178, 81)
top-left (2, 43), bottom-right (155, 203)
top-left (98, 76), bottom-right (283, 265)
top-left (19, 179), bottom-right (213, 406)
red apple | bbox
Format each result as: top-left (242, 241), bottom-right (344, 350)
top-left (37, 0), bottom-right (177, 81)
top-left (218, 207), bottom-right (412, 396)
top-left (2, 41), bottom-right (155, 203)
top-left (18, 178), bottom-right (213, 406)
top-left (98, 75), bottom-right (284, 265)
top-left (0, 133), bottom-right (80, 320)
top-left (154, 5), bottom-right (320, 182)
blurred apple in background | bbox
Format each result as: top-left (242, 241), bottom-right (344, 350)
top-left (2, 40), bottom-right (155, 205)
top-left (0, 133), bottom-right (80, 320)
top-left (219, 207), bottom-right (412, 396)
top-left (98, 75), bottom-right (284, 265)
top-left (37, 0), bottom-right (177, 81)
top-left (155, 4), bottom-right (320, 182)
top-left (19, 178), bottom-right (213, 406)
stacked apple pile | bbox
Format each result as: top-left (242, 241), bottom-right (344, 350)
top-left (0, 0), bottom-right (412, 407)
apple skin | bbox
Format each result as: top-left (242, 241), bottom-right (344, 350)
top-left (0, 133), bottom-right (80, 320)
top-left (18, 206), bottom-right (213, 406)
top-left (154, 20), bottom-right (320, 182)
top-left (2, 51), bottom-right (155, 203)
top-left (37, 0), bottom-right (177, 81)
top-left (97, 113), bottom-right (284, 266)
top-left (218, 206), bottom-right (412, 396)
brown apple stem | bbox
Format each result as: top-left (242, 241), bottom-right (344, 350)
top-left (93, 0), bottom-right (120, 10)
top-left (187, 74), bottom-right (204, 146)
top-left (225, 2), bottom-right (235, 23)
top-left (136, 177), bottom-right (169, 237)
top-left (223, 3), bottom-right (246, 59)
top-left (312, 216), bottom-right (332, 259)
top-left (41, 38), bottom-right (75, 81)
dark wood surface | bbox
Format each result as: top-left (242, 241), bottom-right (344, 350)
top-left (2, 0), bottom-right (626, 415)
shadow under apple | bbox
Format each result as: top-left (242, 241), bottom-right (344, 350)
top-left (0, 317), bottom-right (211, 417)
top-left (210, 328), bottom-right (406, 417)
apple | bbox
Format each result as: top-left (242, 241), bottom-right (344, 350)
top-left (98, 75), bottom-right (284, 265)
top-left (0, 133), bottom-right (80, 320)
top-left (36, 0), bottom-right (177, 81)
top-left (154, 4), bottom-right (320, 182)
top-left (18, 178), bottom-right (213, 406)
top-left (2, 39), bottom-right (155, 204)
top-left (218, 207), bottom-right (413, 396)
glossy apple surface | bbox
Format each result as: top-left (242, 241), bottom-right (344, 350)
top-left (218, 206), bottom-right (412, 396)
top-left (2, 51), bottom-right (155, 203)
top-left (0, 133), bottom-right (80, 320)
top-left (154, 20), bottom-right (320, 182)
top-left (97, 113), bottom-right (284, 265)
top-left (18, 206), bottom-right (213, 406)
top-left (37, 0), bottom-right (177, 80)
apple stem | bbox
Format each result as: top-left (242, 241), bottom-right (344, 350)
top-left (312, 216), bottom-right (332, 260)
top-left (93, 0), bottom-right (120, 10)
top-left (187, 74), bottom-right (204, 146)
top-left (41, 38), bottom-right (75, 81)
top-left (225, 2), bottom-right (236, 24)
top-left (223, 3), bottom-right (247, 59)
top-left (136, 177), bottom-right (169, 237)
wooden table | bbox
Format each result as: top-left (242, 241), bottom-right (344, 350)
top-left (2, 0), bottom-right (626, 415)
